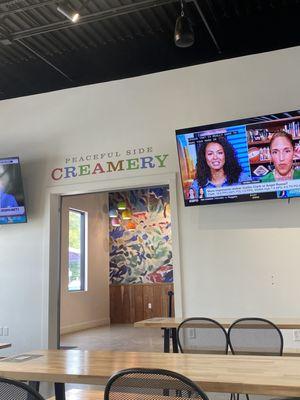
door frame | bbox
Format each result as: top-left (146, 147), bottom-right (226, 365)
top-left (42, 172), bottom-right (183, 349)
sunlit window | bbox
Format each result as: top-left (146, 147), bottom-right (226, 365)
top-left (68, 209), bottom-right (87, 292)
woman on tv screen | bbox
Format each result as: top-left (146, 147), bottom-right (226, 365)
top-left (261, 131), bottom-right (300, 182)
top-left (190, 137), bottom-right (245, 194)
top-left (0, 180), bottom-right (18, 208)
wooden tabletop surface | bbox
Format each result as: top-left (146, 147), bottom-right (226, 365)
top-left (0, 343), bottom-right (11, 350)
top-left (134, 317), bottom-right (300, 329)
top-left (1, 350), bottom-right (300, 396)
top-left (49, 389), bottom-right (103, 400)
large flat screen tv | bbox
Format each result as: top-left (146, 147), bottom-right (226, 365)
top-left (176, 109), bottom-right (300, 206)
top-left (0, 157), bottom-right (27, 224)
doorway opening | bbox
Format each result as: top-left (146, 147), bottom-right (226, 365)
top-left (59, 184), bottom-right (175, 351)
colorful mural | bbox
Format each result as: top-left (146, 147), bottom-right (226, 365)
top-left (109, 187), bottom-right (173, 284)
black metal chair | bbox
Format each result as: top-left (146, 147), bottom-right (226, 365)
top-left (177, 317), bottom-right (229, 354)
top-left (228, 318), bottom-right (284, 400)
top-left (228, 317), bottom-right (283, 356)
top-left (0, 377), bottom-right (45, 400)
top-left (104, 368), bottom-right (209, 400)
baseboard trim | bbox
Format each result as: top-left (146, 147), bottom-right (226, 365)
top-left (60, 318), bottom-right (110, 335)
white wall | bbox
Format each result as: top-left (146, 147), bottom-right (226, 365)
top-left (1, 46), bottom-right (300, 354)
top-left (60, 193), bottom-right (109, 335)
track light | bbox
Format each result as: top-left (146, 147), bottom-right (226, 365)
top-left (57, 4), bottom-right (80, 23)
top-left (174, 0), bottom-right (194, 48)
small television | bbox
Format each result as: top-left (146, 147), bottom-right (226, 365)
top-left (176, 109), bottom-right (300, 206)
top-left (0, 157), bottom-right (27, 224)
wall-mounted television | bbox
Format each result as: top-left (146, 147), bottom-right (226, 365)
top-left (176, 109), bottom-right (300, 206)
top-left (0, 157), bottom-right (27, 224)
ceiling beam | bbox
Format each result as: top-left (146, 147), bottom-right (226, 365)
top-left (0, 0), bottom-right (58, 17)
top-left (0, 0), bottom-right (177, 42)
top-left (0, 0), bottom-right (91, 17)
top-left (17, 39), bottom-right (75, 83)
top-left (187, 0), bottom-right (222, 53)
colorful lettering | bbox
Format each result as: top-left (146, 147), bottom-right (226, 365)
top-left (107, 160), bottom-right (124, 172)
top-left (154, 154), bottom-right (168, 168)
top-left (92, 163), bottom-right (105, 175)
top-left (140, 156), bottom-right (155, 169)
top-left (64, 166), bottom-right (77, 179)
top-left (51, 168), bottom-right (63, 181)
top-left (127, 158), bottom-right (139, 170)
top-left (78, 165), bottom-right (90, 176)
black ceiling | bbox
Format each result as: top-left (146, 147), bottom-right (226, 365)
top-left (0, 0), bottom-right (300, 100)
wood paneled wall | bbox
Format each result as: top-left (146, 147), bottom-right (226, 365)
top-left (110, 283), bottom-right (174, 324)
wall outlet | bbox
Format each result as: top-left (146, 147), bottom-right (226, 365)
top-left (189, 328), bottom-right (196, 339)
top-left (293, 330), bottom-right (300, 341)
top-left (148, 303), bottom-right (152, 309)
top-left (3, 327), bottom-right (9, 337)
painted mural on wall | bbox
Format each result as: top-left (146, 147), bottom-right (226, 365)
top-left (109, 187), bottom-right (173, 284)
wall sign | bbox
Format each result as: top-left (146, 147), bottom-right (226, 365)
top-left (51, 147), bottom-right (169, 181)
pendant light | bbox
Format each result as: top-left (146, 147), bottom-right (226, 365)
top-left (122, 210), bottom-right (132, 220)
top-left (126, 221), bottom-right (137, 231)
top-left (109, 209), bottom-right (118, 218)
top-left (174, 0), bottom-right (194, 48)
top-left (117, 201), bottom-right (126, 210)
top-left (111, 217), bottom-right (121, 227)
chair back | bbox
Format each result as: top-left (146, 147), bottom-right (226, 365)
top-left (0, 377), bottom-right (45, 400)
top-left (228, 317), bottom-right (283, 356)
top-left (177, 317), bottom-right (228, 354)
top-left (104, 368), bottom-right (209, 400)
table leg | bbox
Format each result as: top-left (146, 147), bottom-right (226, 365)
top-left (171, 328), bottom-right (178, 353)
top-left (28, 381), bottom-right (40, 392)
top-left (163, 328), bottom-right (170, 353)
top-left (55, 383), bottom-right (66, 400)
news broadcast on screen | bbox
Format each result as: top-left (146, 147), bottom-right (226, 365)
top-left (0, 157), bottom-right (27, 224)
top-left (176, 109), bottom-right (300, 206)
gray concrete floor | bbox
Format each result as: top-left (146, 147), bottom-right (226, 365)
top-left (60, 324), bottom-right (163, 352)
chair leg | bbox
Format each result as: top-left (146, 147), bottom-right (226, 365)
top-left (28, 382), bottom-right (40, 392)
top-left (246, 395), bottom-right (250, 400)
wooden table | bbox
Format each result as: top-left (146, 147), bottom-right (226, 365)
top-left (134, 317), bottom-right (300, 329)
top-left (134, 317), bottom-right (300, 352)
top-left (2, 350), bottom-right (300, 399)
top-left (0, 343), bottom-right (11, 350)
